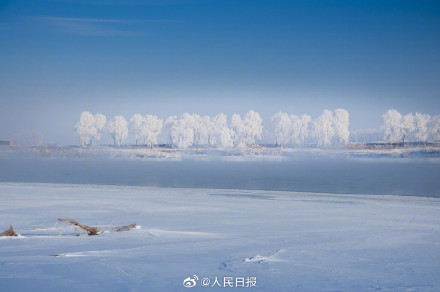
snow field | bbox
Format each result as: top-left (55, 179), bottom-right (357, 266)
top-left (0, 183), bottom-right (439, 291)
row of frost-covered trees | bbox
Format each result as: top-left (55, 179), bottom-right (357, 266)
top-left (75, 109), bottom-right (440, 148)
top-left (271, 109), bottom-right (349, 147)
top-left (382, 109), bottom-right (440, 144)
top-left (75, 109), bottom-right (348, 148)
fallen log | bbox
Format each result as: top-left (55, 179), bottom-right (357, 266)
top-left (58, 218), bottom-right (136, 235)
top-left (58, 218), bottom-right (100, 235)
top-left (0, 225), bottom-right (18, 237)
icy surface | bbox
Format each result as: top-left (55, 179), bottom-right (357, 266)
top-left (0, 183), bottom-right (439, 291)
top-left (1, 153), bottom-right (440, 197)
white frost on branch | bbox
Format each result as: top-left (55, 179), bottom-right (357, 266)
top-left (414, 112), bottom-right (431, 142)
top-left (213, 113), bottom-right (233, 149)
top-left (382, 109), bottom-right (436, 143)
top-left (130, 114), bottom-right (144, 146)
top-left (107, 116), bottom-right (128, 146)
top-left (203, 116), bottom-right (216, 147)
top-left (143, 115), bottom-right (163, 148)
top-left (271, 112), bottom-right (291, 147)
top-left (242, 110), bottom-right (263, 146)
top-left (186, 114), bottom-right (204, 149)
top-left (401, 113), bottom-right (415, 144)
top-left (382, 109), bottom-right (403, 143)
top-left (313, 110), bottom-right (335, 146)
top-left (333, 108), bottom-right (350, 144)
top-left (75, 111), bottom-right (107, 146)
top-left (299, 114), bottom-right (312, 145)
top-left (229, 110), bottom-right (263, 147)
top-left (168, 114), bottom-right (194, 149)
top-left (165, 113), bottom-right (235, 149)
top-left (431, 115), bottom-right (440, 141)
top-left (94, 113), bottom-right (107, 144)
top-left (130, 114), bottom-right (163, 147)
top-left (230, 114), bottom-right (244, 147)
top-left (270, 110), bottom-right (348, 147)
top-left (165, 115), bottom-right (177, 147)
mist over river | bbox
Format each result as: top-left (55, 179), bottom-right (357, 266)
top-left (1, 153), bottom-right (439, 197)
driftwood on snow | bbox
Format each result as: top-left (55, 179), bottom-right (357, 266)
top-left (58, 218), bottom-right (100, 235)
top-left (111, 222), bottom-right (137, 232)
top-left (0, 225), bottom-right (18, 237)
top-left (58, 218), bottom-right (136, 235)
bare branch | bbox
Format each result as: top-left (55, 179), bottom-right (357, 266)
top-left (58, 218), bottom-right (100, 235)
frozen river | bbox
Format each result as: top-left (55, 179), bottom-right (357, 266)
top-left (0, 183), bottom-right (439, 292)
top-left (0, 153), bottom-right (439, 197)
top-left (1, 152), bottom-right (440, 291)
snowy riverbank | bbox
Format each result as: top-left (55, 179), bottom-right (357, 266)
top-left (1, 145), bottom-right (440, 160)
top-left (1, 183), bottom-right (439, 291)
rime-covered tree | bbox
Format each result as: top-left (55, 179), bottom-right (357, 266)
top-left (219, 127), bottom-right (234, 149)
top-left (94, 113), bottom-right (107, 145)
top-left (431, 115), bottom-right (440, 141)
top-left (130, 114), bottom-right (144, 146)
top-left (414, 113), bottom-right (431, 142)
top-left (173, 113), bottom-right (205, 149)
top-left (142, 115), bottom-right (163, 148)
top-left (203, 116), bottom-right (216, 146)
top-left (290, 114), bottom-right (312, 145)
top-left (313, 110), bottom-right (335, 146)
top-left (169, 114), bottom-right (194, 149)
top-left (299, 114), bottom-right (312, 145)
top-left (401, 113), bottom-right (415, 144)
top-left (382, 109), bottom-right (402, 143)
top-left (289, 114), bottom-right (300, 145)
top-left (107, 116), bottom-right (128, 146)
top-left (165, 115), bottom-right (177, 146)
top-left (186, 114), bottom-right (204, 149)
top-left (212, 113), bottom-right (233, 148)
top-left (131, 114), bottom-right (163, 147)
top-left (75, 112), bottom-right (107, 146)
top-left (333, 108), bottom-right (349, 144)
top-left (242, 110), bottom-right (263, 146)
top-left (271, 112), bottom-right (291, 147)
top-left (75, 111), bottom-right (97, 146)
top-left (230, 114), bottom-right (244, 147)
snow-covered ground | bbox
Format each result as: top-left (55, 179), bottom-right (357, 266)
top-left (1, 183), bottom-right (439, 291)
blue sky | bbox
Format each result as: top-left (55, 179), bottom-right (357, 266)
top-left (0, 0), bottom-right (439, 144)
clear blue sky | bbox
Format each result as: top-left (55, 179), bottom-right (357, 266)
top-left (1, 0), bottom-right (439, 144)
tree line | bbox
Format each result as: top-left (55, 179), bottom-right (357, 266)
top-left (75, 109), bottom-right (439, 148)
top-left (382, 109), bottom-right (440, 144)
